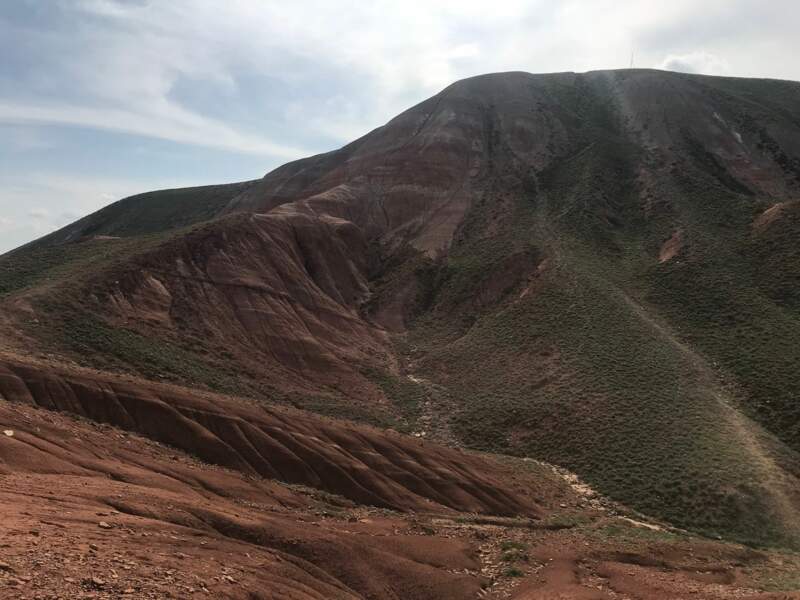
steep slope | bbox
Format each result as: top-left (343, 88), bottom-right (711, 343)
top-left (0, 355), bottom-right (535, 516)
top-left (395, 71), bottom-right (800, 546)
top-left (3, 69), bottom-right (800, 550)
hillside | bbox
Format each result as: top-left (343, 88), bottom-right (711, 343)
top-left (2, 67), bottom-right (800, 564)
top-left (4, 359), bottom-right (800, 598)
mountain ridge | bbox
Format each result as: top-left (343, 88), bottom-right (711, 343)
top-left (3, 68), bottom-right (800, 552)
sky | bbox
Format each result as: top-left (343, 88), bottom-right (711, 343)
top-left (1, 0), bottom-right (799, 254)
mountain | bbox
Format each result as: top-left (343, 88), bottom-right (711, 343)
top-left (3, 69), bottom-right (800, 597)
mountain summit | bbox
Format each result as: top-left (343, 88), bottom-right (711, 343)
top-left (3, 69), bottom-right (800, 562)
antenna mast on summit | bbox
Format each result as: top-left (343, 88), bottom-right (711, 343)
top-left (630, 51), bottom-right (635, 69)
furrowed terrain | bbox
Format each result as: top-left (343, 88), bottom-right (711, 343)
top-left (2, 68), bottom-right (800, 597)
top-left (2, 355), bottom-right (800, 599)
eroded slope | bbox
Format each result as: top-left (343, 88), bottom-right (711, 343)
top-left (1, 393), bottom-right (799, 599)
top-left (3, 69), bottom-right (800, 549)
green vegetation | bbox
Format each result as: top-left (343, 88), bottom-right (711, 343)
top-left (35, 308), bottom-right (248, 395)
top-left (287, 393), bottom-right (403, 431)
top-left (26, 181), bottom-right (254, 248)
top-left (397, 78), bottom-right (800, 549)
top-left (500, 540), bottom-right (529, 563)
top-left (362, 367), bottom-right (427, 426)
top-left (589, 521), bottom-right (689, 546)
top-left (0, 234), bottom-right (167, 298)
top-left (500, 540), bottom-right (527, 552)
top-left (754, 563), bottom-right (800, 593)
top-left (411, 242), bottom-right (800, 547)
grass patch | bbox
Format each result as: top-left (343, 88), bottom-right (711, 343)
top-left (0, 234), bottom-right (171, 298)
top-left (500, 540), bottom-right (528, 552)
top-left (362, 367), bottom-right (427, 426)
top-left (34, 309), bottom-right (247, 395)
top-left (287, 393), bottom-right (403, 431)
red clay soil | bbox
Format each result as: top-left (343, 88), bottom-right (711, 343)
top-left (0, 357), bottom-right (535, 517)
top-left (59, 210), bottom-right (393, 404)
top-left (2, 362), bottom-right (800, 598)
top-left (0, 400), bottom-right (487, 599)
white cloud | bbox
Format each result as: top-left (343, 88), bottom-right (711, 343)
top-left (658, 51), bottom-right (731, 75)
top-left (0, 101), bottom-right (311, 159)
top-left (4, 0), bottom-right (799, 155)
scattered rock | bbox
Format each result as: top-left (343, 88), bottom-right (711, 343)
top-left (3, 430), bottom-right (13, 437)
top-left (98, 521), bottom-right (112, 529)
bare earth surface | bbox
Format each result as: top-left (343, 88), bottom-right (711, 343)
top-left (1, 357), bottom-right (800, 599)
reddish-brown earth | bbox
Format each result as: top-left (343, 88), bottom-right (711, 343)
top-left (34, 210), bottom-right (391, 404)
top-left (0, 395), bottom-right (489, 599)
top-left (3, 69), bottom-right (800, 597)
top-left (0, 356), bottom-right (534, 517)
top-left (2, 381), bottom-right (800, 599)
top-left (1, 360), bottom-right (799, 600)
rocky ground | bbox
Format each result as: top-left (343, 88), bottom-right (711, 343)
top-left (2, 383), bottom-right (800, 599)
